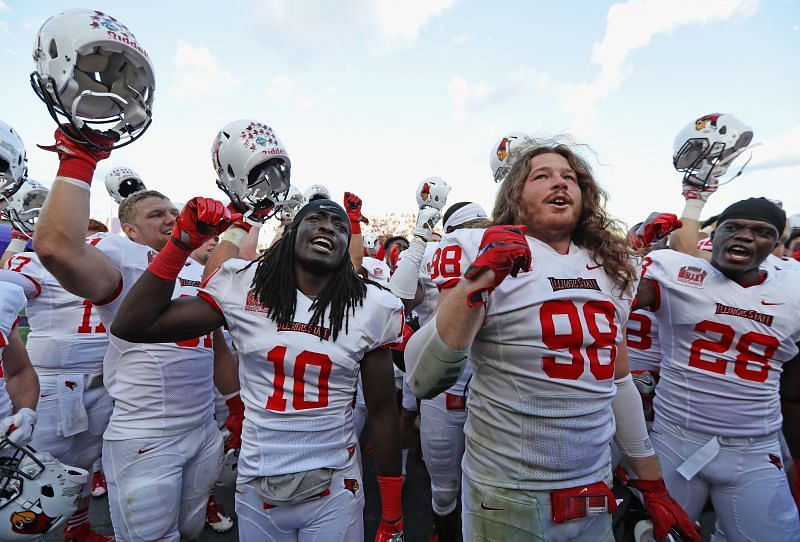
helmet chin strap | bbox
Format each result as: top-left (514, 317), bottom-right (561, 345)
top-left (713, 146), bottom-right (760, 188)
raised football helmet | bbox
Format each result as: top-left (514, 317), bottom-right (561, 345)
top-left (303, 184), bottom-right (331, 202)
top-left (104, 166), bottom-right (146, 203)
top-left (673, 113), bottom-right (754, 189)
top-left (0, 440), bottom-right (87, 540)
top-left (362, 232), bottom-right (380, 252)
top-left (274, 185), bottom-right (306, 222)
top-left (415, 177), bottom-right (450, 211)
top-left (31, 9), bottom-right (155, 150)
top-left (0, 121), bottom-right (28, 204)
top-left (2, 179), bottom-right (49, 237)
top-left (211, 120), bottom-right (291, 224)
top-left (490, 132), bottom-right (529, 182)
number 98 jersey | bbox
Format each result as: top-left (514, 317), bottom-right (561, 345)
top-left (643, 250), bottom-right (800, 437)
top-left (431, 228), bottom-right (639, 490)
top-left (199, 259), bottom-right (404, 481)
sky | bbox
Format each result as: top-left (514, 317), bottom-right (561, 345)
top-left (1, 0), bottom-right (799, 228)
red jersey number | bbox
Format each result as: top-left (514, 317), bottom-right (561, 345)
top-left (687, 320), bottom-right (778, 383)
top-left (265, 346), bottom-right (333, 412)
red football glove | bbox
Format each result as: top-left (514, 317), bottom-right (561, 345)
top-left (224, 393), bottom-right (245, 451)
top-left (344, 192), bottom-right (368, 234)
top-left (375, 475), bottom-right (403, 542)
top-left (463, 225), bottom-right (531, 307)
top-left (630, 212), bottom-right (683, 250)
top-left (38, 126), bottom-right (117, 186)
top-left (629, 478), bottom-right (701, 542)
top-left (226, 203), bottom-right (252, 233)
top-left (173, 197), bottom-right (238, 251)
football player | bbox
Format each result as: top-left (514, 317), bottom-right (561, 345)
top-left (0, 190), bottom-right (115, 542)
top-left (110, 197), bottom-right (407, 542)
top-left (33, 130), bottom-right (223, 541)
top-left (634, 197), bottom-right (800, 540)
top-left (406, 138), bottom-right (698, 542)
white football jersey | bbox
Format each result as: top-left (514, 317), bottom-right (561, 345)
top-left (765, 253), bottom-right (800, 272)
top-left (362, 256), bottom-right (390, 285)
top-left (644, 250), bottom-right (800, 437)
top-left (432, 229), bottom-right (639, 490)
top-left (200, 259), bottom-right (404, 479)
top-left (90, 234), bottom-right (214, 440)
top-left (626, 309), bottom-right (661, 373)
top-left (5, 251), bottom-right (108, 373)
top-left (0, 282), bottom-right (26, 419)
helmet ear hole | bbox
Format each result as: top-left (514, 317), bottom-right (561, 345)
top-left (48, 38), bottom-right (58, 59)
top-left (41, 484), bottom-right (54, 498)
top-left (719, 126), bottom-right (727, 135)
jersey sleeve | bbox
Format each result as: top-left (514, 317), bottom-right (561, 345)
top-left (640, 250), bottom-right (695, 311)
top-left (1, 251), bottom-right (44, 299)
top-left (197, 259), bottom-right (246, 317)
top-left (429, 229), bottom-right (481, 291)
top-left (364, 287), bottom-right (405, 351)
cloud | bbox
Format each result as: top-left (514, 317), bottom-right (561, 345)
top-left (254, 0), bottom-right (456, 51)
top-left (264, 74), bottom-right (320, 114)
top-left (0, 1), bottom-right (9, 12)
top-left (168, 40), bottom-right (241, 98)
top-left (748, 124), bottom-right (800, 171)
top-left (559, 0), bottom-right (758, 133)
top-left (451, 32), bottom-right (471, 45)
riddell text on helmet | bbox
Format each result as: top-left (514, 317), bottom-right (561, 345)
top-left (106, 31), bottom-right (149, 58)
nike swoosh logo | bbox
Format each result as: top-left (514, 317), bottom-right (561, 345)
top-left (586, 263), bottom-right (602, 270)
top-left (480, 502), bottom-right (505, 511)
top-left (138, 447), bottom-right (156, 454)
top-left (39, 393), bottom-right (56, 399)
top-left (761, 300), bottom-right (785, 306)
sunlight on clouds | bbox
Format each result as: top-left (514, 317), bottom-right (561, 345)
top-left (373, 0), bottom-right (455, 43)
top-left (168, 40), bottom-right (242, 98)
top-left (749, 124), bottom-right (800, 171)
top-left (0, 1), bottom-right (9, 13)
top-left (264, 74), bottom-right (320, 114)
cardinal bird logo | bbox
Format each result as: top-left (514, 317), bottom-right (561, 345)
top-left (419, 183), bottom-right (431, 203)
top-left (10, 500), bottom-right (61, 534)
top-left (64, 381), bottom-right (77, 391)
top-left (344, 479), bottom-right (359, 496)
top-left (496, 137), bottom-right (512, 161)
top-left (695, 113), bottom-right (721, 131)
top-left (768, 453), bottom-right (783, 471)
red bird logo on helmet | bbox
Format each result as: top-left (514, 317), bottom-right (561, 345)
top-left (695, 113), bottom-right (721, 131)
top-left (496, 137), bottom-right (512, 161)
top-left (10, 500), bottom-right (60, 534)
top-left (419, 183), bottom-right (431, 203)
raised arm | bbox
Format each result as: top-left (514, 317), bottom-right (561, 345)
top-left (344, 192), bottom-right (367, 270)
top-left (111, 198), bottom-right (233, 343)
top-left (33, 129), bottom-right (121, 302)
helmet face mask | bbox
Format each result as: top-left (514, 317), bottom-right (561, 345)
top-left (274, 185), bottom-right (306, 222)
top-left (0, 121), bottom-right (28, 202)
top-left (30, 9), bottom-right (155, 150)
top-left (2, 179), bottom-right (48, 237)
top-left (212, 120), bottom-right (291, 224)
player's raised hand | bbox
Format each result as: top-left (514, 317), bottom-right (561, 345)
top-left (629, 478), bottom-right (701, 542)
top-left (464, 225), bottom-right (531, 307)
top-left (38, 126), bottom-right (118, 187)
top-left (173, 197), bottom-right (239, 250)
top-left (344, 192), bottom-right (369, 225)
top-left (630, 212), bottom-right (683, 250)
top-left (413, 206), bottom-right (441, 242)
top-left (681, 175), bottom-right (718, 202)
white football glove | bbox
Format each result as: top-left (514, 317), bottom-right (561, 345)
top-left (413, 206), bottom-right (441, 242)
top-left (0, 408), bottom-right (37, 447)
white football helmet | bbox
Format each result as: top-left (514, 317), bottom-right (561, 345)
top-left (104, 166), bottom-right (146, 203)
top-left (673, 113), bottom-right (754, 189)
top-left (211, 120), bottom-right (291, 224)
top-left (362, 232), bottom-right (379, 251)
top-left (31, 9), bottom-right (155, 150)
top-left (274, 185), bottom-right (306, 222)
top-left (0, 440), bottom-right (87, 540)
top-left (490, 132), bottom-right (529, 182)
top-left (3, 179), bottom-right (49, 237)
top-left (303, 184), bottom-right (331, 202)
top-left (0, 121), bottom-right (28, 203)
top-left (415, 177), bottom-right (450, 211)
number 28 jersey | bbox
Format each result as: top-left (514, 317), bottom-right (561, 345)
top-left (199, 259), bottom-right (404, 480)
top-left (432, 229), bottom-right (639, 490)
top-left (643, 250), bottom-right (800, 437)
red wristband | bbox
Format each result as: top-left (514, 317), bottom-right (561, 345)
top-left (148, 240), bottom-right (191, 282)
top-left (350, 220), bottom-right (361, 235)
top-left (56, 156), bottom-right (97, 187)
top-left (377, 475), bottom-right (403, 521)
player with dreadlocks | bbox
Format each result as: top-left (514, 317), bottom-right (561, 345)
top-left (111, 197), bottom-right (406, 542)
